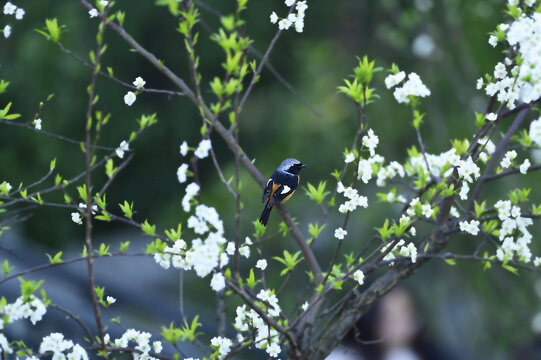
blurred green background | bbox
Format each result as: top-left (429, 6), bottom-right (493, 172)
top-left (1, 0), bottom-right (541, 359)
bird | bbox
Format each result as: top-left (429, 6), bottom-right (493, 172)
top-left (259, 158), bottom-right (307, 226)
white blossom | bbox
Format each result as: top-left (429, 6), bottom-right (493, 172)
top-left (278, 18), bottom-right (291, 30)
top-left (182, 182), bottom-right (200, 212)
top-left (194, 139), bottom-right (211, 159)
top-left (520, 159), bottom-right (531, 174)
top-left (106, 296), bottom-right (116, 305)
top-left (500, 150), bottom-right (517, 169)
top-left (485, 112), bottom-right (497, 121)
top-left (89, 8), bottom-right (98, 17)
top-left (334, 227), bottom-right (347, 240)
top-left (392, 72), bottom-right (431, 104)
top-left (353, 270), bottom-right (365, 285)
top-left (256, 259), bottom-right (267, 270)
top-left (421, 203), bottom-right (434, 218)
top-left (211, 336), bottom-right (233, 360)
top-left (459, 219), bottom-right (480, 236)
top-left (3, 2), bottom-right (16, 15)
top-left (344, 152), bottom-right (355, 163)
top-left (123, 91), bottom-right (136, 106)
top-left (115, 140), bottom-right (129, 158)
top-left (385, 71), bottom-right (406, 89)
top-left (71, 212), bottom-right (83, 225)
top-left (133, 76), bottom-right (146, 89)
top-left (3, 25), bottom-right (11, 38)
top-left (34, 118), bottom-right (42, 130)
top-left (362, 128), bottom-right (379, 156)
top-left (530, 118), bottom-right (541, 147)
top-left (210, 273), bottom-right (226, 292)
top-left (15, 7), bottom-right (24, 20)
top-left (177, 163), bottom-right (189, 183)
top-left (270, 12), bottom-right (278, 24)
top-left (179, 141), bottom-right (189, 156)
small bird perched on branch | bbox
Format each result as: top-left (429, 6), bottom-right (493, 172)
top-left (259, 158), bottom-right (307, 226)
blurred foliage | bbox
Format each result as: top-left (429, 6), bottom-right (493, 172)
top-left (1, 0), bottom-right (540, 358)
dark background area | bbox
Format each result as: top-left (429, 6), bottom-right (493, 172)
top-left (1, 0), bottom-right (541, 359)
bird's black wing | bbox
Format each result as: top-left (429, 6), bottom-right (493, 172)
top-left (262, 177), bottom-right (274, 203)
top-left (268, 171), bottom-right (298, 207)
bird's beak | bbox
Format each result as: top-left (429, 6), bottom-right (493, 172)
top-left (301, 164), bottom-right (308, 168)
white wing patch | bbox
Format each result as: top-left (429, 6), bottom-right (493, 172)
top-left (267, 179), bottom-right (272, 186)
top-left (281, 185), bottom-right (291, 194)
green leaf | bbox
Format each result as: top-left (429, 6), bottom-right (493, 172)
top-left (304, 181), bottom-right (330, 205)
top-left (444, 259), bottom-right (457, 266)
top-left (119, 201), bottom-right (134, 219)
top-left (46, 251), bottom-right (63, 265)
top-left (502, 263), bottom-right (518, 275)
top-left (119, 241), bottom-right (130, 253)
top-left (246, 269), bottom-right (256, 289)
top-left (98, 243), bottom-right (112, 256)
top-left (19, 278), bottom-right (44, 301)
top-left (77, 185), bottom-right (88, 203)
top-left (3, 260), bottom-right (12, 276)
top-left (141, 219), bottom-right (156, 236)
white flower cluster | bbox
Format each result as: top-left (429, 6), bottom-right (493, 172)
top-left (362, 129), bottom-right (379, 156)
top-left (344, 152), bottom-right (355, 163)
top-left (225, 237), bottom-right (251, 258)
top-left (0, 334), bottom-right (11, 355)
top-left (116, 140), bottom-right (129, 158)
top-left (409, 148), bottom-right (460, 178)
top-left (1, 2), bottom-right (22, 39)
top-left (520, 159), bottom-right (531, 174)
top-left (33, 118), bottom-right (42, 130)
top-left (336, 182), bottom-right (368, 214)
top-left (381, 240), bottom-right (418, 264)
top-left (188, 204), bottom-right (224, 235)
top-left (385, 191), bottom-right (406, 203)
top-left (154, 239), bottom-right (187, 270)
top-left (357, 154), bottom-right (384, 183)
top-left (376, 161), bottom-right (405, 187)
top-left (459, 219), bottom-right (480, 236)
top-left (384, 71), bottom-right (406, 89)
top-left (234, 292), bottom-right (282, 358)
top-left (483, 10), bottom-right (541, 108)
top-left (182, 182), bottom-right (200, 212)
top-left (177, 163), bottom-right (189, 183)
top-left (211, 336), bottom-right (233, 360)
top-left (210, 272), bottom-right (225, 292)
top-left (3, 2), bottom-right (24, 23)
top-left (194, 139), bottom-right (211, 159)
top-left (477, 137), bottom-right (496, 163)
top-left (114, 329), bottom-right (163, 360)
top-left (40, 333), bottom-right (88, 360)
top-left (386, 72), bottom-right (431, 104)
top-left (530, 118), bottom-right (541, 147)
top-left (123, 77), bottom-right (145, 106)
top-left (500, 150), bottom-right (517, 169)
top-left (1, 295), bottom-right (46, 327)
top-left (175, 235), bottom-right (226, 278)
top-left (494, 200), bottom-right (534, 263)
top-left (506, 12), bottom-right (541, 104)
top-left (270, 0), bottom-right (308, 33)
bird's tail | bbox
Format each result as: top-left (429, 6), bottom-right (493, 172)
top-left (259, 205), bottom-right (273, 226)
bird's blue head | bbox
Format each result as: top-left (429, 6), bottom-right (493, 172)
top-left (279, 158), bottom-right (307, 175)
